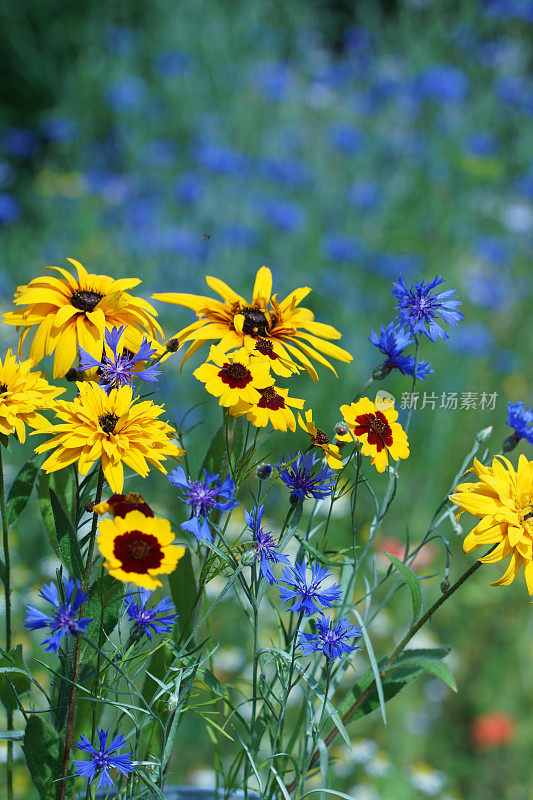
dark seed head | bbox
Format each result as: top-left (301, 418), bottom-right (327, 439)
top-left (241, 308), bottom-right (269, 337)
top-left (166, 338), bottom-right (179, 353)
top-left (129, 539), bottom-right (152, 560)
top-left (85, 501), bottom-right (95, 513)
top-left (99, 413), bottom-right (119, 435)
top-left (70, 289), bottom-right (104, 312)
top-left (313, 429), bottom-right (329, 445)
top-left (256, 463), bottom-right (273, 480)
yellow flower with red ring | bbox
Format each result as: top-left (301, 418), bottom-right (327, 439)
top-left (339, 398), bottom-right (409, 473)
top-left (32, 382), bottom-right (183, 493)
top-left (0, 349), bottom-right (64, 443)
top-left (232, 385), bottom-right (304, 432)
top-left (450, 454), bottom-right (533, 595)
top-left (152, 266), bottom-right (352, 381)
top-left (97, 510), bottom-right (185, 589)
top-left (193, 347), bottom-right (273, 408)
top-left (297, 408), bottom-right (343, 469)
top-left (93, 492), bottom-right (154, 518)
top-left (3, 258), bottom-right (163, 378)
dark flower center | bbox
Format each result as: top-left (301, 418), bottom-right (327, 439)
top-left (241, 308), bottom-right (270, 337)
top-left (107, 492), bottom-right (155, 518)
top-left (70, 289), bottom-right (104, 312)
top-left (313, 429), bottom-right (330, 445)
top-left (99, 413), bottom-right (119, 434)
top-left (0, 383), bottom-right (7, 395)
top-left (219, 362), bottom-right (252, 389)
top-left (114, 530), bottom-right (163, 573)
top-left (255, 338), bottom-right (277, 359)
top-left (257, 387), bottom-right (285, 411)
top-left (354, 411), bottom-right (393, 451)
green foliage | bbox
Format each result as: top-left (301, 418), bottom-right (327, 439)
top-left (386, 551), bottom-right (422, 622)
top-left (6, 456), bottom-right (39, 525)
top-left (23, 714), bottom-right (63, 800)
top-left (85, 573), bottom-right (124, 642)
top-left (48, 488), bottom-right (83, 579)
top-left (0, 644), bottom-right (31, 712)
top-left (168, 548), bottom-right (198, 642)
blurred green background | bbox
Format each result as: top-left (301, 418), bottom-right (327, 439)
top-left (1, 0), bottom-right (532, 797)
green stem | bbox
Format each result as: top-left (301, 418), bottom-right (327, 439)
top-left (0, 448), bottom-right (13, 800)
top-left (58, 465), bottom-right (105, 800)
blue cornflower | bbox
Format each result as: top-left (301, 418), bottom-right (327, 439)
top-left (244, 505), bottom-right (289, 584)
top-left (368, 323), bottom-right (433, 380)
top-left (299, 614), bottom-right (362, 660)
top-left (167, 466), bottom-right (238, 543)
top-left (391, 275), bottom-right (464, 342)
top-left (125, 589), bottom-right (179, 640)
top-left (74, 728), bottom-right (133, 790)
top-left (276, 452), bottom-right (336, 502)
top-left (279, 561), bottom-right (342, 616)
top-left (78, 326), bottom-right (161, 393)
top-left (506, 401), bottom-right (533, 447)
top-left (24, 577), bottom-right (92, 655)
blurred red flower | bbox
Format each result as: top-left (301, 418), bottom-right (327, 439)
top-left (471, 712), bottom-right (516, 751)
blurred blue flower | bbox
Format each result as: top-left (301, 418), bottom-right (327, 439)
top-left (78, 325), bottom-right (160, 393)
top-left (464, 132), bottom-right (498, 157)
top-left (373, 253), bottom-right (420, 278)
top-left (154, 50), bottom-right (191, 76)
top-left (347, 180), bottom-right (381, 212)
top-left (322, 233), bottom-right (365, 263)
top-left (446, 322), bottom-right (493, 355)
top-left (0, 193), bottom-right (21, 225)
top-left (392, 275), bottom-right (463, 341)
top-left (24, 577), bottom-right (92, 655)
top-left (74, 729), bottom-right (133, 790)
top-left (125, 589), bottom-right (179, 640)
top-left (167, 466), bottom-right (239, 543)
top-left (474, 236), bottom-right (510, 266)
top-left (257, 197), bottom-right (306, 233)
top-left (276, 451), bottom-right (336, 502)
top-left (105, 77), bottom-right (147, 111)
top-left (414, 65), bottom-right (469, 103)
top-left (251, 61), bottom-right (292, 102)
top-left (463, 266), bottom-right (513, 310)
top-left (514, 166), bottom-right (533, 200)
top-left (142, 139), bottom-right (178, 167)
top-left (299, 614), bottom-right (362, 660)
top-left (102, 26), bottom-right (138, 54)
top-left (328, 123), bottom-right (365, 155)
top-left (497, 76), bottom-right (533, 115)
top-left (0, 162), bottom-right (15, 188)
top-left (42, 116), bottom-right (78, 143)
top-left (192, 140), bottom-right (247, 174)
top-left (484, 0), bottom-right (533, 22)
top-left (220, 224), bottom-right (258, 249)
top-left (244, 504), bottom-right (289, 585)
top-left (159, 227), bottom-right (209, 258)
top-left (506, 401), bottom-right (533, 444)
top-left (493, 349), bottom-right (519, 374)
top-left (2, 127), bottom-right (40, 158)
top-left (175, 172), bottom-right (205, 205)
top-left (368, 323), bottom-right (433, 380)
top-left (256, 157), bottom-right (311, 188)
top-left (279, 561), bottom-right (342, 616)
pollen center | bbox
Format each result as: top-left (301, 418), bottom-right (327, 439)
top-left (114, 530), bottom-right (164, 573)
top-left (219, 362), bottom-right (252, 389)
top-left (99, 413), bottom-right (119, 434)
top-left (313, 429), bottom-right (330, 445)
top-left (241, 308), bottom-right (269, 337)
top-left (255, 338), bottom-right (277, 358)
top-left (258, 386), bottom-right (285, 410)
top-left (70, 289), bottom-right (104, 312)
top-left (354, 411), bottom-right (393, 451)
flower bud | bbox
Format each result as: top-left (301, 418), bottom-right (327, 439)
top-left (85, 501), bottom-right (94, 513)
top-left (503, 431), bottom-right (520, 453)
top-left (255, 463), bottom-right (272, 480)
top-left (372, 362), bottom-right (393, 380)
top-left (334, 422), bottom-right (349, 437)
top-left (475, 426), bottom-right (493, 444)
top-left (440, 577), bottom-right (450, 594)
top-left (241, 550), bottom-right (257, 567)
top-left (165, 338), bottom-right (179, 353)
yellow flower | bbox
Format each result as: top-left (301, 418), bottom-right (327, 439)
top-left (32, 382), bottom-right (183, 493)
top-left (297, 409), bottom-right (343, 469)
top-left (0, 350), bottom-right (64, 443)
top-left (233, 385), bottom-right (305, 432)
top-left (339, 398), bottom-right (409, 473)
top-left (193, 347), bottom-right (273, 408)
top-left (3, 258), bottom-right (163, 378)
top-left (97, 510), bottom-right (185, 589)
top-left (152, 266), bottom-right (353, 380)
top-left (450, 455), bottom-right (533, 594)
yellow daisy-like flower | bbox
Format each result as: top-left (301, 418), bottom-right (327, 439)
top-left (32, 382), bottom-right (184, 493)
top-left (97, 510), bottom-right (185, 589)
top-left (298, 409), bottom-right (344, 469)
top-left (450, 455), bottom-right (533, 595)
top-left (152, 266), bottom-right (353, 380)
top-left (233, 385), bottom-right (305, 432)
top-left (193, 347), bottom-right (274, 408)
top-left (3, 258), bottom-right (163, 378)
top-left (0, 350), bottom-right (64, 443)
top-left (339, 398), bottom-right (410, 473)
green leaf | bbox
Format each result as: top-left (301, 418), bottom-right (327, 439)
top-left (168, 548), bottom-right (197, 641)
top-left (37, 472), bottom-right (75, 560)
top-left (386, 551), bottom-right (422, 622)
top-left (200, 422), bottom-right (227, 477)
top-left (49, 489), bottom-right (83, 579)
top-left (392, 653), bottom-right (457, 693)
top-left (23, 714), bottom-right (63, 800)
top-left (0, 645), bottom-right (31, 712)
top-left (85, 574), bottom-right (125, 643)
top-left (6, 457), bottom-right (40, 525)
top-left (339, 659), bottom-right (424, 724)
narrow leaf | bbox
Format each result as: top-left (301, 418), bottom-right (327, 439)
top-left (0, 645), bottom-right (31, 712)
top-left (392, 653), bottom-right (457, 693)
top-left (386, 551), bottom-right (422, 622)
top-left (49, 489), bottom-right (83, 579)
top-left (7, 457), bottom-right (39, 525)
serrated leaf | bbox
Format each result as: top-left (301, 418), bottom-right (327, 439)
top-left (386, 551), bottom-right (422, 622)
top-left (393, 653), bottom-right (457, 693)
top-left (6, 457), bottom-right (39, 525)
top-left (0, 645), bottom-right (31, 712)
top-left (49, 489), bottom-right (83, 579)
top-left (168, 548), bottom-right (197, 641)
top-left (23, 714), bottom-right (63, 800)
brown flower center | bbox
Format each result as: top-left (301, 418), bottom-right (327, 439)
top-left (0, 383), bottom-right (7, 395)
top-left (99, 413), bottom-right (119, 435)
top-left (70, 288), bottom-right (104, 312)
top-left (241, 308), bottom-right (270, 337)
top-left (257, 386), bottom-right (285, 411)
top-left (255, 338), bottom-right (277, 359)
top-left (313, 429), bottom-right (330, 445)
top-left (219, 362), bottom-right (252, 389)
top-left (354, 411), bottom-right (393, 451)
top-left (113, 530), bottom-right (163, 573)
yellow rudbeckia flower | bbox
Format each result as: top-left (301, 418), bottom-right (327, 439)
top-left (32, 382), bottom-right (183, 493)
top-left (339, 398), bottom-right (410, 473)
top-left (298, 409), bottom-right (344, 469)
top-left (450, 455), bottom-right (533, 595)
top-left (0, 350), bottom-right (64, 443)
top-left (97, 510), bottom-right (185, 589)
top-left (193, 347), bottom-right (274, 408)
top-left (3, 258), bottom-right (163, 378)
top-left (152, 266), bottom-right (353, 380)
top-left (233, 385), bottom-right (305, 433)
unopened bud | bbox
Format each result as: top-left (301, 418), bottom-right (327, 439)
top-left (372, 362), bottom-right (393, 380)
top-left (241, 550), bottom-right (257, 567)
top-left (476, 426), bottom-right (493, 444)
top-left (85, 501), bottom-right (94, 513)
top-left (503, 431), bottom-right (520, 453)
top-left (255, 463), bottom-right (272, 480)
top-left (166, 338), bottom-right (179, 353)
top-left (440, 577), bottom-right (450, 594)
top-left (334, 422), bottom-right (349, 437)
